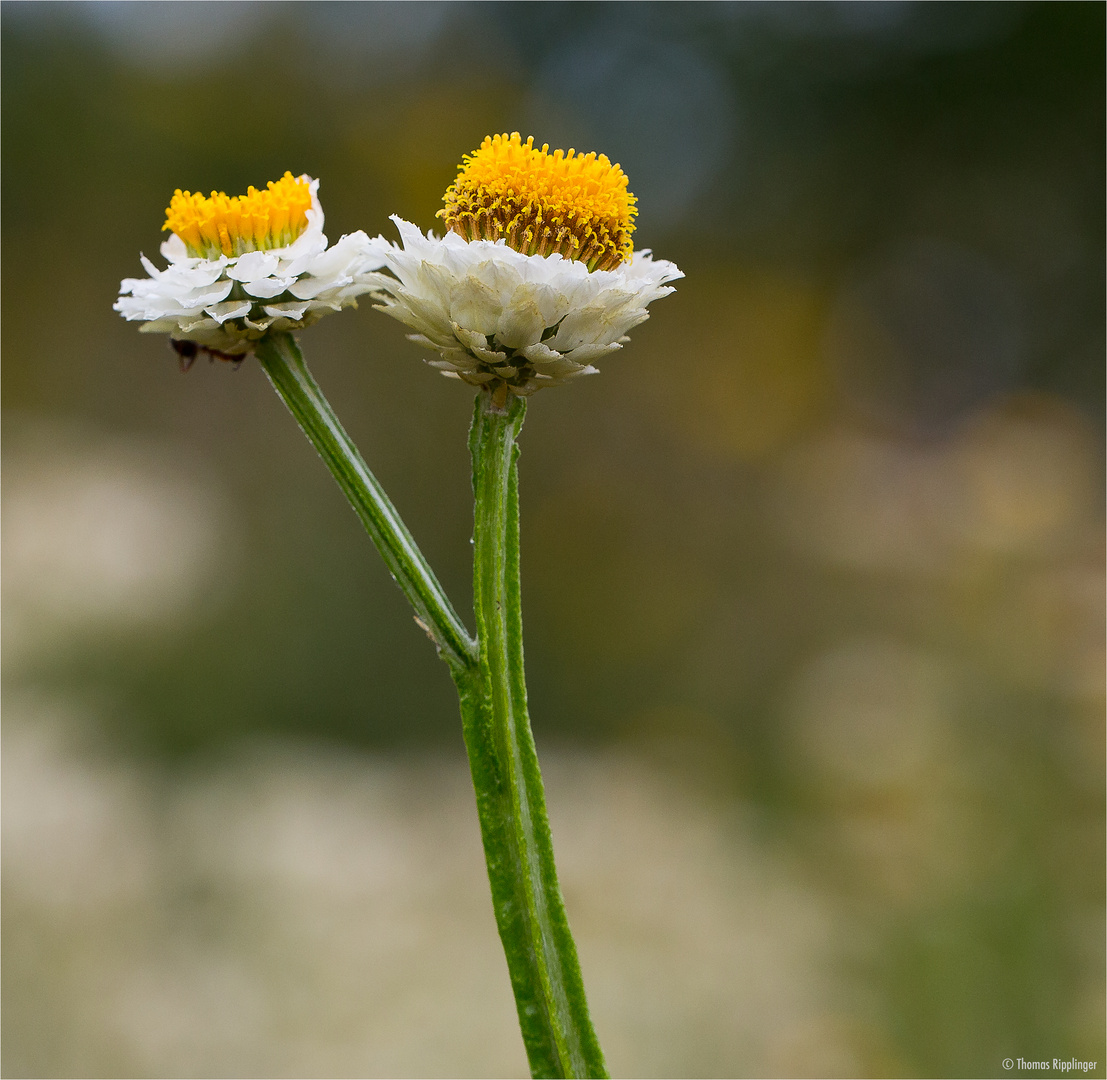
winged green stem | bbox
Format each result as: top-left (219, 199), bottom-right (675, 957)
top-left (253, 334), bottom-right (606, 1077)
top-left (466, 390), bottom-right (608, 1079)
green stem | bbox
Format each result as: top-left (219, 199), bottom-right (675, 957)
top-left (254, 333), bottom-right (605, 1076)
top-left (254, 332), bottom-right (476, 672)
top-left (464, 389), bottom-right (608, 1079)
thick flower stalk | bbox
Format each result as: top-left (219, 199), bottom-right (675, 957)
top-left (114, 172), bottom-right (384, 358)
top-left (366, 132), bottom-right (682, 404)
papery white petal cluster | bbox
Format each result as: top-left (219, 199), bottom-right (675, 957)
top-left (365, 216), bottom-right (683, 393)
top-left (114, 179), bottom-right (385, 356)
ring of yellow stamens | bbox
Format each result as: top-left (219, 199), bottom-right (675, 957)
top-left (437, 133), bottom-right (637, 272)
top-left (163, 171), bottom-right (313, 259)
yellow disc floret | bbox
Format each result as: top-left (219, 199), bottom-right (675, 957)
top-left (438, 132), bottom-right (637, 272)
top-left (163, 171), bottom-right (313, 259)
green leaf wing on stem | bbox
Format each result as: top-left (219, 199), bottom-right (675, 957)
top-left (466, 391), bottom-right (608, 1079)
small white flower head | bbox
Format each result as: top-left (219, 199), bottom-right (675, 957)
top-left (366, 133), bottom-right (683, 403)
top-left (114, 173), bottom-right (384, 362)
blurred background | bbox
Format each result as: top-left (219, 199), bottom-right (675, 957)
top-left (2, 2), bottom-right (1103, 1077)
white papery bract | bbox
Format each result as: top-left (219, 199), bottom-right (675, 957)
top-left (114, 178), bottom-right (385, 357)
top-left (365, 216), bottom-right (683, 395)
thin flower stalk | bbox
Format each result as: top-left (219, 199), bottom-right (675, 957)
top-left (254, 331), bottom-right (475, 671)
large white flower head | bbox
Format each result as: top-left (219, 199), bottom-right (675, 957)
top-left (366, 134), bottom-right (683, 404)
top-left (114, 173), bottom-right (384, 362)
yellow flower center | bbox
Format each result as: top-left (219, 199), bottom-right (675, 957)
top-left (437, 133), bottom-right (637, 272)
top-left (163, 172), bottom-right (312, 259)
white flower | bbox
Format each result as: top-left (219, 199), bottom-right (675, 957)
top-left (367, 217), bottom-right (682, 395)
top-left (367, 134), bottom-right (683, 398)
top-left (114, 174), bottom-right (385, 358)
